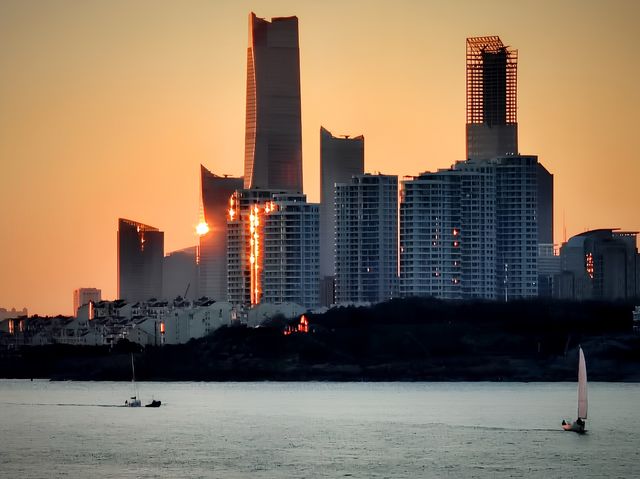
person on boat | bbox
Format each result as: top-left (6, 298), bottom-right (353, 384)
top-left (562, 420), bottom-right (567, 426)
top-left (576, 417), bottom-right (585, 427)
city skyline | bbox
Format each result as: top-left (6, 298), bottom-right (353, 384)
top-left (1, 0), bottom-right (639, 315)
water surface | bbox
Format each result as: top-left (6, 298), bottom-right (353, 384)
top-left (1, 381), bottom-right (638, 478)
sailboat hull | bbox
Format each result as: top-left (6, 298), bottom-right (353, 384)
top-left (562, 420), bottom-right (586, 433)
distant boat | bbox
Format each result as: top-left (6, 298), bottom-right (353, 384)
top-left (125, 354), bottom-right (141, 407)
top-left (562, 346), bottom-right (587, 433)
top-left (145, 399), bottom-right (162, 408)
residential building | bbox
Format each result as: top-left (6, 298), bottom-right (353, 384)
top-left (494, 155), bottom-right (539, 299)
top-left (400, 170), bottom-right (463, 299)
top-left (262, 193), bottom-right (319, 308)
top-left (335, 174), bottom-right (398, 304)
top-left (227, 189), bottom-right (319, 309)
top-left (319, 127), bottom-right (364, 284)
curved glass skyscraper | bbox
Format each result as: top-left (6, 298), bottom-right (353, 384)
top-left (244, 13), bottom-right (303, 193)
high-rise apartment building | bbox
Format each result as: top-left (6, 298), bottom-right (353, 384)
top-left (400, 155), bottom-right (539, 301)
top-left (319, 127), bottom-right (364, 276)
top-left (117, 218), bottom-right (164, 302)
top-left (334, 174), bottom-right (398, 304)
top-left (319, 127), bottom-right (364, 305)
top-left (400, 161), bottom-right (497, 300)
top-left (466, 36), bottom-right (518, 160)
top-left (73, 288), bottom-right (101, 317)
top-left (494, 155), bottom-right (539, 299)
top-left (244, 13), bottom-right (303, 192)
top-left (199, 165), bottom-right (243, 300)
top-left (262, 193), bottom-right (319, 308)
top-left (227, 189), bottom-right (281, 306)
top-left (400, 170), bottom-right (464, 299)
top-left (227, 189), bottom-right (319, 308)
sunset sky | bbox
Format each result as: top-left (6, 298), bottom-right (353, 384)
top-left (1, 0), bottom-right (638, 315)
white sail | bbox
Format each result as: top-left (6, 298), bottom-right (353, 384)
top-left (577, 347), bottom-right (588, 419)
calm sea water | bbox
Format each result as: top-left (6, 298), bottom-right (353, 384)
top-left (0, 380), bottom-right (638, 478)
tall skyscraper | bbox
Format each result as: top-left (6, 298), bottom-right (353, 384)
top-left (117, 218), bottom-right (164, 302)
top-left (244, 12), bottom-right (303, 193)
top-left (319, 127), bottom-right (364, 280)
top-left (198, 165), bottom-right (243, 300)
top-left (334, 174), bottom-right (398, 304)
top-left (466, 36), bottom-right (518, 160)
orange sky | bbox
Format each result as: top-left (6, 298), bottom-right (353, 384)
top-left (1, 0), bottom-right (638, 316)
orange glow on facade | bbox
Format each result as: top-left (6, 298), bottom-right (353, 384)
top-left (160, 322), bottom-right (165, 334)
top-left (586, 253), bottom-right (594, 279)
top-left (8, 320), bottom-right (14, 335)
top-left (250, 204), bottom-right (261, 305)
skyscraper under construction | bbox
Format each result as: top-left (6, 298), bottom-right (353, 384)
top-left (466, 36), bottom-right (518, 160)
top-left (244, 12), bottom-right (303, 193)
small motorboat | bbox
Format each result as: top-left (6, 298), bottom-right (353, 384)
top-left (126, 396), bottom-right (141, 407)
top-left (145, 400), bottom-right (162, 408)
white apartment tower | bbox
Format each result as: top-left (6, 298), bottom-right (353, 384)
top-left (400, 171), bottom-right (463, 299)
top-left (262, 193), bottom-right (319, 308)
top-left (400, 155), bottom-right (537, 301)
top-left (334, 174), bottom-right (398, 304)
top-left (227, 189), bottom-right (319, 309)
top-left (494, 155), bottom-right (539, 299)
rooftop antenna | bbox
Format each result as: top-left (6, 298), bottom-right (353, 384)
top-left (563, 210), bottom-right (567, 243)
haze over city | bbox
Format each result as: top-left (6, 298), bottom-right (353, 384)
top-left (1, 0), bottom-right (638, 315)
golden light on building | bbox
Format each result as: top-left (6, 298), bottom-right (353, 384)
top-left (250, 204), bottom-right (261, 305)
top-left (228, 193), bottom-right (238, 221)
top-left (586, 253), bottom-right (594, 279)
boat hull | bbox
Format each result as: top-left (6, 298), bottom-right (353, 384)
top-left (562, 420), bottom-right (585, 433)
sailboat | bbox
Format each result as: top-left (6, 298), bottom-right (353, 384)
top-left (125, 354), bottom-right (141, 407)
top-left (562, 346), bottom-right (587, 433)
